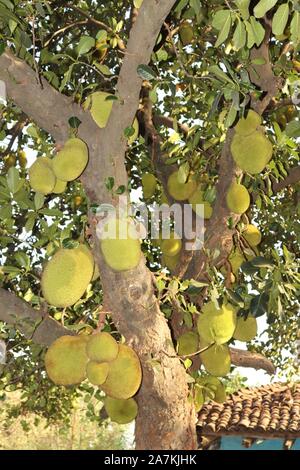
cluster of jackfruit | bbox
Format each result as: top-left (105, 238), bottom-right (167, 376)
top-left (28, 138), bottom-right (88, 195)
top-left (99, 217), bottom-right (142, 271)
top-left (84, 91), bottom-right (139, 144)
top-left (176, 300), bottom-right (258, 379)
top-left (41, 244), bottom-right (95, 308)
top-left (45, 332), bottom-right (141, 425)
top-left (231, 110), bottom-right (273, 175)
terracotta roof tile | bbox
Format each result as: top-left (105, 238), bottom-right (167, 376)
top-left (197, 383), bottom-right (300, 438)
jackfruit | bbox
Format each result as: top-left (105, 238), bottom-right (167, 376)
top-left (162, 252), bottom-right (180, 272)
top-left (41, 244), bottom-right (94, 307)
top-left (84, 91), bottom-right (113, 128)
top-left (160, 232), bottom-right (182, 257)
top-left (128, 117), bottom-right (139, 145)
top-left (52, 138), bottom-right (88, 182)
top-left (18, 150), bottom-right (27, 168)
top-left (228, 248), bottom-right (245, 274)
top-left (52, 178), bottom-right (67, 194)
top-left (45, 335), bottom-right (88, 386)
top-left (243, 224), bottom-right (262, 247)
top-left (86, 332), bottom-right (119, 363)
top-left (29, 157), bottom-right (56, 194)
top-left (179, 22), bottom-right (194, 45)
top-left (100, 344), bottom-right (142, 399)
top-left (200, 340), bottom-right (231, 377)
top-left (100, 218), bottom-right (141, 271)
top-left (177, 331), bottom-right (199, 356)
top-left (197, 375), bottom-right (226, 403)
top-left (233, 316), bottom-right (257, 342)
top-left (104, 396), bottom-right (138, 424)
top-left (142, 173), bottom-right (157, 199)
top-left (167, 171), bottom-right (197, 201)
top-left (231, 130), bottom-right (273, 174)
top-left (197, 301), bottom-right (237, 345)
top-left (226, 183), bottom-right (250, 214)
top-left (188, 187), bottom-right (213, 219)
top-left (234, 110), bottom-right (261, 136)
top-left (86, 361), bottom-right (109, 385)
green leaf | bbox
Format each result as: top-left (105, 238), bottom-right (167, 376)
top-left (235, 0), bottom-right (250, 20)
top-left (212, 10), bottom-right (231, 31)
top-left (190, 0), bottom-right (201, 16)
top-left (34, 192), bottom-right (45, 210)
top-left (291, 11), bottom-right (300, 45)
top-left (0, 5), bottom-right (21, 24)
top-left (105, 176), bottom-right (115, 191)
top-left (77, 36), bottom-right (95, 56)
top-left (6, 167), bottom-right (22, 194)
top-left (137, 64), bottom-right (157, 81)
top-left (96, 64), bottom-right (112, 76)
top-left (208, 65), bottom-right (235, 85)
top-left (254, 0), bottom-right (279, 19)
top-left (285, 120), bottom-right (300, 138)
top-left (225, 103), bottom-right (237, 128)
top-left (250, 292), bottom-right (269, 318)
top-left (251, 57), bottom-right (266, 65)
top-left (272, 3), bottom-right (289, 36)
top-left (215, 12), bottom-right (232, 47)
top-left (178, 162), bottom-right (190, 184)
top-left (250, 256), bottom-right (275, 268)
top-left (249, 16), bottom-right (265, 47)
top-left (233, 20), bottom-right (247, 50)
top-left (245, 20), bottom-right (255, 48)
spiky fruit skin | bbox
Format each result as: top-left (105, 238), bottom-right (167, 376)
top-left (162, 252), bottom-right (180, 272)
top-left (41, 245), bottom-right (94, 307)
top-left (167, 171), bottom-right (197, 201)
top-left (142, 173), bottom-right (157, 199)
top-left (86, 361), bottom-right (109, 385)
top-left (86, 332), bottom-right (119, 363)
top-left (45, 336), bottom-right (88, 386)
top-left (160, 233), bottom-right (182, 257)
top-left (52, 178), bottom-right (67, 194)
top-left (231, 131), bottom-right (273, 174)
top-left (100, 218), bottom-right (141, 271)
top-left (200, 341), bottom-right (231, 377)
top-left (84, 91), bottom-right (113, 128)
top-left (226, 183), bottom-right (250, 215)
top-left (4, 154), bottom-right (17, 171)
top-left (179, 22), bottom-right (194, 45)
top-left (100, 344), bottom-right (142, 399)
top-left (18, 150), bottom-right (27, 169)
top-left (188, 187), bottom-right (213, 219)
top-left (52, 138), bottom-right (88, 182)
top-left (29, 157), bottom-right (56, 194)
top-left (243, 224), bottom-right (262, 247)
top-left (128, 118), bottom-right (139, 145)
top-left (177, 331), bottom-right (199, 356)
top-left (229, 249), bottom-right (245, 274)
top-left (234, 110), bottom-right (261, 136)
top-left (233, 316), bottom-right (257, 342)
top-left (197, 301), bottom-right (237, 345)
top-left (104, 397), bottom-right (138, 424)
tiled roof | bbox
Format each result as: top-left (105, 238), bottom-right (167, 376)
top-left (197, 383), bottom-right (300, 439)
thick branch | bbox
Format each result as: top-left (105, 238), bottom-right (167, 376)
top-left (0, 288), bottom-right (72, 347)
top-left (230, 347), bottom-right (276, 375)
top-left (153, 114), bottom-right (189, 135)
top-left (272, 166), bottom-right (300, 192)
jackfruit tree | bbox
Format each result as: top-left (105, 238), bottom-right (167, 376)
top-left (0, 0), bottom-right (299, 451)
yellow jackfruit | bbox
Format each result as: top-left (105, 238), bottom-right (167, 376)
top-left (160, 232), bottom-right (182, 257)
top-left (100, 344), bottom-right (142, 399)
top-left (167, 171), bottom-right (197, 201)
top-left (231, 130), bottom-right (273, 174)
top-left (41, 244), bottom-right (94, 307)
top-left (234, 110), bottom-right (261, 136)
top-left (226, 183), bottom-right (250, 214)
top-left (45, 335), bottom-right (88, 386)
top-left (177, 331), bottom-right (199, 356)
top-left (243, 224), bottom-right (262, 247)
top-left (197, 301), bottom-right (237, 345)
top-left (86, 332), bottom-right (119, 363)
top-left (142, 173), bottom-right (157, 199)
top-left (233, 316), bottom-right (257, 342)
top-left (179, 22), bottom-right (194, 45)
top-left (84, 91), bottom-right (113, 128)
top-left (188, 187), bottom-right (213, 219)
top-left (52, 138), bottom-right (89, 182)
top-left (228, 248), bottom-right (245, 274)
top-left (200, 340), bottom-right (231, 377)
top-left (86, 361), bottom-right (109, 385)
top-left (29, 157), bottom-right (56, 194)
top-left (100, 218), bottom-right (141, 271)
top-left (104, 396), bottom-right (138, 425)
top-left (52, 178), bottom-right (67, 194)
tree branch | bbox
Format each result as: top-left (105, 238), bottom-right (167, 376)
top-left (0, 288), bottom-right (72, 347)
top-left (153, 114), bottom-right (189, 135)
top-left (230, 347), bottom-right (276, 375)
top-left (272, 166), bottom-right (300, 192)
